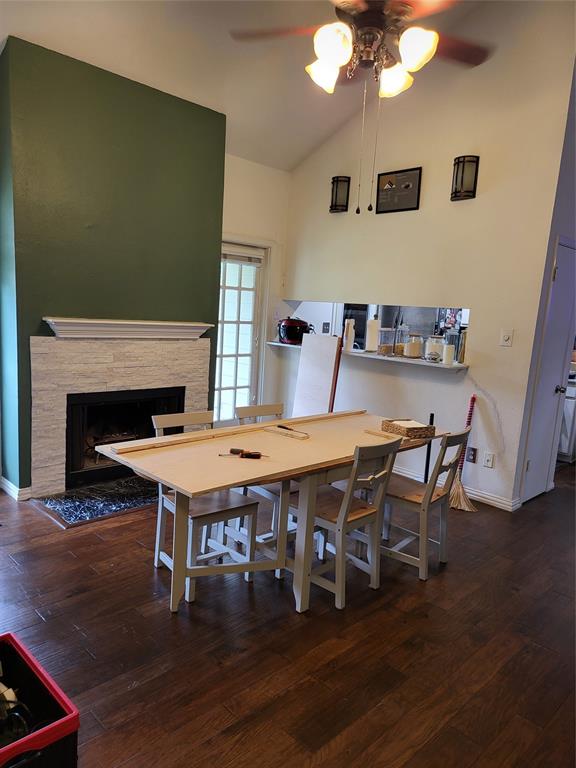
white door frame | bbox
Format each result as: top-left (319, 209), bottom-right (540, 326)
top-left (518, 236), bottom-right (576, 501)
top-left (220, 231), bottom-right (281, 409)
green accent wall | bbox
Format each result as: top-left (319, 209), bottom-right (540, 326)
top-left (0, 37), bottom-right (226, 488)
top-left (0, 47), bottom-right (20, 486)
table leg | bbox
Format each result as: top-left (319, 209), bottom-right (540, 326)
top-left (292, 473), bottom-right (317, 613)
top-left (170, 491), bottom-right (189, 613)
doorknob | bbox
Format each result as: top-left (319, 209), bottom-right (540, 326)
top-left (555, 385), bottom-right (567, 394)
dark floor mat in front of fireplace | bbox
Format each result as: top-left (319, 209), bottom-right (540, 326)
top-left (37, 476), bottom-right (158, 527)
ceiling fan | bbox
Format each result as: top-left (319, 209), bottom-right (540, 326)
top-left (231, 0), bottom-right (491, 98)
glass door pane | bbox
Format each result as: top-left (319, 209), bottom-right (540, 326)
top-left (214, 258), bottom-right (261, 424)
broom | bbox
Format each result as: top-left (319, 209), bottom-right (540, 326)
top-left (450, 393), bottom-right (478, 512)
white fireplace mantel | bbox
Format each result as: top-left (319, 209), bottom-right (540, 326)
top-left (43, 317), bottom-right (213, 340)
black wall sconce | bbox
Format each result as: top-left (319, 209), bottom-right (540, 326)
top-left (330, 176), bottom-right (351, 213)
top-left (451, 155), bottom-right (479, 201)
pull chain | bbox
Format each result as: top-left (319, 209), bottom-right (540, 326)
top-left (355, 80), bottom-right (367, 214)
top-left (368, 94), bottom-right (382, 212)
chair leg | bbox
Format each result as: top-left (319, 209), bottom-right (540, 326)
top-left (200, 524), bottom-right (209, 555)
top-left (316, 530), bottom-right (327, 562)
top-left (271, 501), bottom-right (279, 538)
top-left (382, 502), bottom-right (392, 542)
top-left (244, 513), bottom-right (256, 583)
top-left (439, 499), bottom-right (449, 564)
top-left (418, 505), bottom-right (430, 581)
top-left (335, 529), bottom-right (347, 610)
top-left (185, 519), bottom-right (201, 603)
top-left (275, 480), bottom-right (290, 580)
top-left (367, 520), bottom-right (381, 590)
top-left (154, 498), bottom-right (167, 569)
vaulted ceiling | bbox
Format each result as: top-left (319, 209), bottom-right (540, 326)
top-left (0, 1), bottom-right (481, 169)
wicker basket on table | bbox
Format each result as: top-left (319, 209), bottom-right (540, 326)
top-left (381, 419), bottom-right (436, 439)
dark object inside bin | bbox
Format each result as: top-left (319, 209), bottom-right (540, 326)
top-left (0, 637), bottom-right (77, 768)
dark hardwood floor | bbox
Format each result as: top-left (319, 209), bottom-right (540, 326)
top-left (1, 466), bottom-right (574, 767)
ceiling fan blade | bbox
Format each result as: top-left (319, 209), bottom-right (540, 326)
top-left (330, 0), bottom-right (369, 12)
top-left (230, 25), bottom-right (319, 42)
top-left (437, 34), bottom-right (492, 66)
top-left (389, 0), bottom-right (460, 20)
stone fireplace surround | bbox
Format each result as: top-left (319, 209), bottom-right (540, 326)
top-left (26, 321), bottom-right (211, 499)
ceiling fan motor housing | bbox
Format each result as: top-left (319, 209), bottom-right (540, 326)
top-left (337, 3), bottom-right (405, 80)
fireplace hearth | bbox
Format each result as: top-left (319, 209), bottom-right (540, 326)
top-left (66, 387), bottom-right (185, 487)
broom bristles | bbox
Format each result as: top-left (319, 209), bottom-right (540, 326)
top-left (450, 471), bottom-right (477, 512)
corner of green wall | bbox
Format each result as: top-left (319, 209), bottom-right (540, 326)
top-left (3, 37), bottom-right (226, 489)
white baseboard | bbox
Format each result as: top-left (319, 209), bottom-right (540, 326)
top-left (0, 476), bottom-right (33, 501)
top-left (393, 466), bottom-right (522, 512)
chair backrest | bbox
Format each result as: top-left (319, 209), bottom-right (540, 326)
top-left (152, 410), bottom-right (213, 437)
top-left (235, 403), bottom-right (284, 425)
top-left (424, 427), bottom-right (471, 507)
top-left (336, 439), bottom-right (403, 527)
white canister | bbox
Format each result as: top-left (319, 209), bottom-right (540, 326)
top-left (343, 318), bottom-right (355, 352)
top-left (442, 344), bottom-right (455, 365)
top-left (425, 336), bottom-right (444, 363)
top-left (365, 315), bottom-right (379, 352)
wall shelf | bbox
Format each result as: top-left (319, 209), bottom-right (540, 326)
top-left (266, 341), bottom-right (468, 372)
top-left (266, 341), bottom-right (302, 350)
top-left (344, 350), bottom-right (468, 372)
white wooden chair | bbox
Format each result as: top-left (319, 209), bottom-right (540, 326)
top-left (380, 427), bottom-right (471, 580)
top-left (234, 403), bottom-right (298, 549)
top-left (288, 439), bottom-right (402, 609)
top-left (151, 411), bottom-right (259, 601)
top-left (235, 403), bottom-right (284, 425)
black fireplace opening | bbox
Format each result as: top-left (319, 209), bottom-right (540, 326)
top-left (66, 386), bottom-right (185, 488)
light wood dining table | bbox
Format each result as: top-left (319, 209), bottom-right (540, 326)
top-left (97, 410), bottom-right (444, 613)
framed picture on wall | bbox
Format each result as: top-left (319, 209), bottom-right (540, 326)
top-left (376, 166), bottom-right (422, 214)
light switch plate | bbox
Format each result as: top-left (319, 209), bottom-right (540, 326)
top-left (483, 451), bottom-right (495, 469)
top-left (322, 322), bottom-right (330, 334)
top-left (500, 329), bottom-right (514, 347)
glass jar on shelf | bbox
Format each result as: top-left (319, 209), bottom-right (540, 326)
top-left (425, 335), bottom-right (445, 363)
top-left (393, 325), bottom-right (410, 356)
top-left (404, 335), bottom-right (424, 358)
top-left (377, 328), bottom-right (395, 356)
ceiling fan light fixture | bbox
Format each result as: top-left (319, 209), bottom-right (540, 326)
top-left (378, 63), bottom-right (414, 98)
top-left (313, 22), bottom-right (353, 67)
top-left (399, 27), bottom-right (439, 72)
top-left (305, 59), bottom-right (340, 94)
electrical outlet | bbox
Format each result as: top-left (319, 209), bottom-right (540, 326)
top-left (500, 329), bottom-right (514, 347)
top-left (466, 447), bottom-right (477, 463)
top-left (483, 451), bottom-right (495, 469)
top-left (322, 322), bottom-right (330, 334)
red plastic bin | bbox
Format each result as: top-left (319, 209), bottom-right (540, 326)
top-left (0, 633), bottom-right (79, 768)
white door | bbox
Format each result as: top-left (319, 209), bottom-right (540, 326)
top-left (522, 242), bottom-right (576, 501)
top-left (214, 243), bottom-right (266, 425)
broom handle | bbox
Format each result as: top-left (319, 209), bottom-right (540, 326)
top-left (457, 394), bottom-right (477, 473)
top-left (424, 412), bottom-right (434, 483)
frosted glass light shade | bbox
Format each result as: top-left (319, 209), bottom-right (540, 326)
top-left (399, 27), bottom-right (439, 72)
top-left (378, 64), bottom-right (414, 98)
top-left (305, 59), bottom-right (340, 94)
top-left (313, 22), bottom-right (353, 67)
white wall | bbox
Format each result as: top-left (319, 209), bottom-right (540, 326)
top-left (222, 153), bottom-right (291, 404)
top-left (516, 70), bottom-right (576, 500)
top-left (276, 1), bottom-right (575, 510)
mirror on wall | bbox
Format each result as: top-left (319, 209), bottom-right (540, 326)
top-left (278, 301), bottom-right (470, 364)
